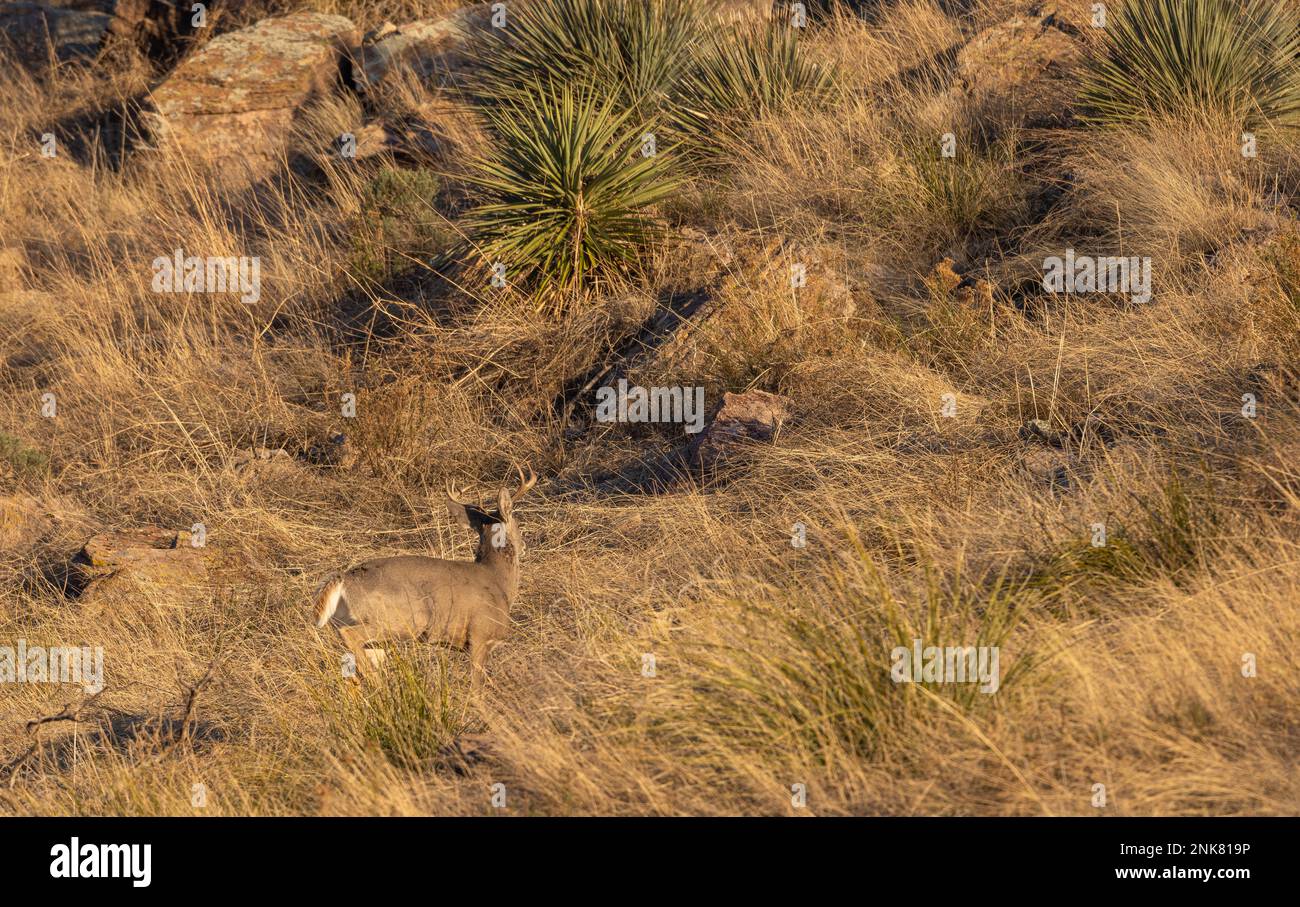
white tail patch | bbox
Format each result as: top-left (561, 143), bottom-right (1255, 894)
top-left (314, 576), bottom-right (345, 628)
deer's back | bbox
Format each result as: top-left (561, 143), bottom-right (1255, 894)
top-left (338, 555), bottom-right (507, 644)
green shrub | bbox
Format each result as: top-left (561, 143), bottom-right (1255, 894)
top-left (1080, 0), bottom-right (1300, 127)
top-left (0, 432), bottom-right (49, 478)
top-left (348, 167), bottom-right (454, 284)
top-left (463, 82), bottom-right (680, 299)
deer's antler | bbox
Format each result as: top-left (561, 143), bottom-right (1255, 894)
top-left (445, 478), bottom-right (468, 504)
top-left (514, 464), bottom-right (537, 500)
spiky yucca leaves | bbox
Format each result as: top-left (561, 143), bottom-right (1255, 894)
top-left (1081, 0), bottom-right (1300, 127)
top-left (468, 0), bottom-right (710, 116)
top-left (673, 22), bottom-right (838, 158)
top-left (463, 83), bottom-right (680, 300)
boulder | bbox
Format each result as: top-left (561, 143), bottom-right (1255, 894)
top-left (1038, 0), bottom-right (1103, 31)
top-left (353, 5), bottom-right (492, 91)
top-left (0, 1), bottom-right (118, 66)
top-left (0, 1), bottom-right (193, 67)
top-left (147, 11), bottom-right (358, 186)
top-left (955, 15), bottom-right (1081, 89)
top-left (952, 14), bottom-right (1082, 123)
top-left (688, 390), bottom-right (791, 469)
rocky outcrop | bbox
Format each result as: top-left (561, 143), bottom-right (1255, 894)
top-left (952, 13), bottom-right (1082, 123)
top-left (0, 1), bottom-right (195, 67)
top-left (689, 390), bottom-right (791, 470)
top-left (353, 5), bottom-right (492, 91)
top-left (1, 1), bottom-right (119, 66)
top-left (73, 525), bottom-right (259, 606)
top-left (147, 11), bottom-right (358, 186)
top-left (79, 527), bottom-right (209, 586)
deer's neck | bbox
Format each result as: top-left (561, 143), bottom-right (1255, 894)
top-left (475, 543), bottom-right (520, 605)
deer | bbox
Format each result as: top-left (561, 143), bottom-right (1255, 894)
top-left (313, 465), bottom-right (537, 684)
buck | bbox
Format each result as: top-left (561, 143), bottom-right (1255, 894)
top-left (314, 466), bottom-right (536, 681)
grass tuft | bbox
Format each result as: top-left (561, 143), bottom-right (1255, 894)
top-left (1080, 0), bottom-right (1300, 127)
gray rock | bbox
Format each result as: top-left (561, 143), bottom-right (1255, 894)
top-left (353, 5), bottom-right (490, 91)
top-left (1019, 418), bottom-right (1064, 446)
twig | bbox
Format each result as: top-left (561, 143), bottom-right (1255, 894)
top-left (3, 690), bottom-right (107, 788)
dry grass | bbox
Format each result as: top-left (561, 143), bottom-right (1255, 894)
top-left (0, 1), bottom-right (1298, 816)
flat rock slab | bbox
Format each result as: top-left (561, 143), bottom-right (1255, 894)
top-left (148, 11), bottom-right (358, 184)
top-left (74, 525), bottom-right (267, 608)
top-left (80, 527), bottom-right (208, 582)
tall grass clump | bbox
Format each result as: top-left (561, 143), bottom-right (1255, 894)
top-left (654, 539), bottom-right (1037, 776)
top-left (674, 21), bottom-right (838, 157)
top-left (889, 127), bottom-right (1029, 258)
top-left (463, 82), bottom-right (680, 302)
top-left (1080, 0), bottom-right (1300, 127)
top-left (317, 648), bottom-right (474, 773)
top-left (467, 0), bottom-right (709, 115)
top-left (1030, 473), bottom-right (1222, 598)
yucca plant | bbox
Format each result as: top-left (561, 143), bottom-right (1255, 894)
top-left (1080, 0), bottom-right (1300, 127)
top-left (463, 82), bottom-right (681, 301)
top-left (672, 22), bottom-right (838, 157)
top-left (468, 0), bottom-right (710, 117)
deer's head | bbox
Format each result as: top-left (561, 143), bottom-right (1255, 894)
top-left (445, 464), bottom-right (537, 564)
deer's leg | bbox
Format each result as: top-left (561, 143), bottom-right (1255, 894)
top-left (467, 635), bottom-right (497, 693)
top-left (337, 624), bottom-right (378, 680)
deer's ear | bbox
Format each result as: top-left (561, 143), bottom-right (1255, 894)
top-left (447, 496), bottom-right (473, 528)
top-left (497, 488), bottom-right (513, 521)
